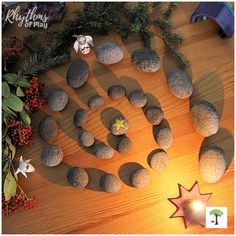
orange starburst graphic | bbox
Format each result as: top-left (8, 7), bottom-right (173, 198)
top-left (168, 181), bottom-right (212, 228)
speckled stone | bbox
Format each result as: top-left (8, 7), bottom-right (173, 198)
top-left (199, 146), bottom-right (226, 183)
top-left (88, 95), bottom-right (105, 110)
top-left (166, 69), bottom-right (193, 99)
top-left (94, 144), bottom-right (114, 159)
top-left (67, 167), bottom-right (89, 188)
top-left (190, 100), bottom-right (219, 137)
top-left (131, 48), bottom-right (161, 73)
top-left (47, 87), bottom-right (68, 112)
top-left (41, 144), bottom-right (63, 167)
top-left (66, 59), bottom-right (89, 88)
top-left (130, 168), bottom-right (150, 188)
top-left (38, 115), bottom-right (58, 141)
top-left (95, 42), bottom-right (124, 65)
top-left (117, 135), bottom-right (132, 154)
top-left (110, 117), bottom-right (129, 136)
top-left (153, 119), bottom-right (173, 149)
top-left (107, 85), bottom-right (126, 100)
top-left (74, 109), bottom-right (88, 127)
top-left (129, 90), bottom-right (147, 108)
top-left (145, 106), bottom-right (164, 125)
top-left (78, 129), bottom-right (94, 147)
top-left (100, 173), bottom-right (121, 193)
top-left (149, 149), bottom-right (168, 172)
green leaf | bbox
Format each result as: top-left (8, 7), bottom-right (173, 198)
top-left (2, 82), bottom-right (10, 98)
top-left (24, 103), bottom-right (30, 111)
top-left (16, 86), bottom-right (25, 97)
top-left (3, 73), bottom-right (18, 84)
top-left (20, 109), bottom-right (31, 126)
top-left (3, 93), bottom-right (24, 112)
top-left (6, 136), bottom-right (16, 159)
top-left (4, 171), bottom-right (17, 201)
top-left (16, 78), bottom-right (31, 87)
top-left (2, 102), bottom-right (17, 117)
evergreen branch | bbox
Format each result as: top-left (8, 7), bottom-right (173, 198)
top-left (163, 3), bottom-right (180, 20)
top-left (162, 31), bottom-right (184, 47)
top-left (153, 18), bottom-right (172, 31)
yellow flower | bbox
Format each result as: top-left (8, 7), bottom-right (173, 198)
top-left (112, 119), bottom-right (126, 130)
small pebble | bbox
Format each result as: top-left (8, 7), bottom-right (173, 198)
top-left (88, 95), bottom-right (105, 110)
top-left (199, 146), bottom-right (226, 183)
top-left (41, 144), bottom-right (63, 167)
top-left (190, 100), bottom-right (219, 137)
top-left (166, 69), bottom-right (193, 99)
top-left (95, 42), bottom-right (124, 65)
top-left (66, 59), bottom-right (89, 88)
top-left (129, 90), bottom-right (147, 108)
top-left (117, 135), bottom-right (132, 154)
top-left (110, 117), bottom-right (129, 136)
top-left (131, 48), bottom-right (161, 73)
top-left (67, 167), bottom-right (89, 188)
top-left (47, 87), bottom-right (68, 112)
top-left (148, 149), bottom-right (168, 172)
top-left (153, 119), bottom-right (173, 149)
top-left (130, 168), bottom-right (150, 188)
top-left (94, 144), bottom-right (114, 159)
top-left (74, 108), bottom-right (88, 127)
top-left (78, 129), bottom-right (95, 147)
top-left (38, 115), bottom-right (58, 141)
top-left (145, 106), bottom-right (164, 125)
top-left (100, 173), bottom-right (121, 193)
top-left (107, 85), bottom-right (126, 100)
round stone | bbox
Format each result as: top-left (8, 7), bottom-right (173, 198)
top-left (153, 120), bottom-right (173, 149)
top-left (129, 90), bottom-right (147, 108)
top-left (145, 106), bottom-right (164, 125)
top-left (66, 59), bottom-right (89, 88)
top-left (41, 144), bottom-right (63, 167)
top-left (149, 149), bottom-right (168, 172)
top-left (95, 42), bottom-right (124, 65)
top-left (117, 135), bottom-right (132, 154)
top-left (38, 115), bottom-right (58, 141)
top-left (199, 146), bottom-right (226, 183)
top-left (94, 144), bottom-right (114, 159)
top-left (190, 100), bottom-right (219, 137)
top-left (47, 87), bottom-right (68, 112)
top-left (74, 108), bottom-right (88, 127)
top-left (130, 168), bottom-right (150, 188)
top-left (88, 95), bottom-right (105, 110)
top-left (131, 48), bottom-right (161, 73)
top-left (110, 117), bottom-right (129, 136)
top-left (100, 173), bottom-right (121, 193)
top-left (107, 85), bottom-right (126, 100)
top-left (67, 167), bottom-right (89, 188)
top-left (166, 69), bottom-right (193, 99)
top-left (78, 129), bottom-right (94, 147)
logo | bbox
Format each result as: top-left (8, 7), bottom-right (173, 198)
top-left (205, 207), bottom-right (227, 228)
top-left (4, 6), bottom-right (48, 29)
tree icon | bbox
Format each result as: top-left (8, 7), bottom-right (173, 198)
top-left (210, 209), bottom-right (224, 225)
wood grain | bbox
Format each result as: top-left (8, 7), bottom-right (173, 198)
top-left (2, 3), bottom-right (234, 234)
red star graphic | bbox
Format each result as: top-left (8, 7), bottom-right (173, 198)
top-left (168, 181), bottom-right (212, 228)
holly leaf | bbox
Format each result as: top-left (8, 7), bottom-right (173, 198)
top-left (16, 78), bottom-right (31, 87)
top-left (4, 171), bottom-right (17, 201)
top-left (3, 73), bottom-right (18, 84)
top-left (2, 102), bottom-right (17, 117)
top-left (2, 82), bottom-right (10, 98)
top-left (16, 86), bottom-right (25, 97)
top-left (20, 109), bottom-right (31, 126)
top-left (6, 136), bottom-right (16, 159)
top-left (3, 93), bottom-right (24, 112)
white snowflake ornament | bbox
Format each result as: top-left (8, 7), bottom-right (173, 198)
top-left (15, 156), bottom-right (35, 178)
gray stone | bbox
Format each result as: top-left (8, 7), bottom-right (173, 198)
top-left (88, 95), bottom-right (105, 110)
top-left (100, 173), bottom-right (121, 193)
top-left (190, 100), bottom-right (219, 137)
top-left (117, 135), bottom-right (132, 154)
top-left (94, 144), bottom-right (114, 159)
top-left (96, 42), bottom-right (124, 65)
top-left (199, 146), bottom-right (226, 183)
top-left (41, 144), bottom-right (63, 167)
top-left (67, 167), bottom-right (89, 188)
top-left (110, 117), bottom-right (129, 136)
top-left (131, 48), bottom-right (161, 73)
top-left (47, 87), bottom-right (68, 112)
top-left (74, 108), bottom-right (88, 127)
top-left (148, 149), bottom-right (168, 172)
top-left (78, 129), bottom-right (94, 147)
top-left (129, 90), bottom-right (147, 108)
top-left (66, 59), bottom-right (89, 88)
top-left (145, 106), bottom-right (164, 125)
top-left (166, 69), bottom-right (193, 99)
top-left (130, 168), bottom-right (150, 188)
top-left (108, 85), bottom-right (126, 100)
top-left (38, 115), bottom-right (58, 141)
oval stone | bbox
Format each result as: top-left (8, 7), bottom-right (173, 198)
top-left (67, 167), bottom-right (89, 188)
top-left (94, 144), bottom-right (114, 159)
top-left (130, 168), bottom-right (150, 188)
top-left (41, 144), bottom-right (63, 167)
top-left (100, 173), bottom-right (121, 193)
top-left (88, 95), bottom-right (105, 110)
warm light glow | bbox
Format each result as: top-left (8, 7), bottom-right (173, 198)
top-left (191, 200), bottom-right (204, 212)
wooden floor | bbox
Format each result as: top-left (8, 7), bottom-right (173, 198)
top-left (2, 3), bottom-right (234, 234)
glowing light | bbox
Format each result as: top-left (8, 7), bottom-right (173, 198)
top-left (191, 199), bottom-right (204, 212)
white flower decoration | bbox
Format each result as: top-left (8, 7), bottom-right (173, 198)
top-left (15, 156), bottom-right (35, 178)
